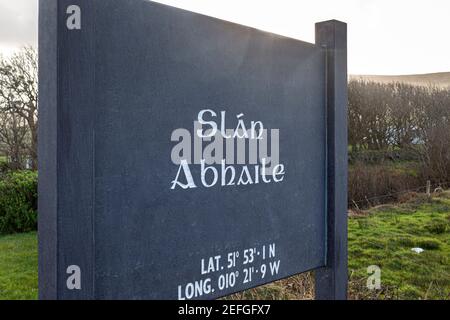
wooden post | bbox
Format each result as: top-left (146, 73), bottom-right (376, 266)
top-left (314, 20), bottom-right (348, 300)
top-left (426, 180), bottom-right (431, 198)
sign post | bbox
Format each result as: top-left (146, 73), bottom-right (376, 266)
top-left (38, 0), bottom-right (348, 300)
top-left (314, 20), bottom-right (348, 300)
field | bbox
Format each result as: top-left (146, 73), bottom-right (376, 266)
top-left (350, 72), bottom-right (450, 88)
top-left (347, 193), bottom-right (450, 299)
top-left (233, 192), bottom-right (450, 300)
top-left (0, 193), bottom-right (449, 300)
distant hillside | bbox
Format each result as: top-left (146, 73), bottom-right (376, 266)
top-left (350, 72), bottom-right (450, 88)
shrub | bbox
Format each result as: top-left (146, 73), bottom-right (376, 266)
top-left (0, 157), bottom-right (10, 176)
top-left (0, 171), bottom-right (37, 234)
top-left (348, 162), bottom-right (422, 208)
top-left (348, 149), bottom-right (419, 165)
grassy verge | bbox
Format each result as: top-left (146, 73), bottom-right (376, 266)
top-left (347, 192), bottom-right (450, 299)
top-left (231, 191), bottom-right (450, 300)
top-left (0, 232), bottom-right (37, 300)
top-left (1, 193), bottom-right (449, 300)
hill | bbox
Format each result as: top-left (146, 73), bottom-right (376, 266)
top-left (350, 72), bottom-right (450, 88)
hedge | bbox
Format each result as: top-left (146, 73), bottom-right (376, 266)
top-left (0, 171), bottom-right (37, 234)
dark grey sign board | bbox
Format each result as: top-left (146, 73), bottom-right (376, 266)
top-left (39, 0), bottom-right (348, 300)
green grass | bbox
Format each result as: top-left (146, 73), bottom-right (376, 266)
top-left (1, 194), bottom-right (449, 300)
top-left (348, 194), bottom-right (450, 299)
top-left (232, 192), bottom-right (450, 300)
top-left (0, 232), bottom-right (37, 300)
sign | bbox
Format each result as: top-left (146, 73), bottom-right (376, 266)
top-left (39, 0), bottom-right (348, 300)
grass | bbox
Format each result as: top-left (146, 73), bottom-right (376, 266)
top-left (347, 193), bottom-right (450, 299)
top-left (0, 193), bottom-right (449, 300)
top-left (0, 232), bottom-right (37, 300)
top-left (231, 191), bottom-right (450, 300)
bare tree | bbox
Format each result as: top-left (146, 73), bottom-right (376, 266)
top-left (0, 47), bottom-right (38, 169)
top-left (0, 106), bottom-right (29, 170)
top-left (415, 87), bottom-right (450, 184)
top-left (348, 79), bottom-right (450, 187)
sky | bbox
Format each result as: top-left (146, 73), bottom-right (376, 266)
top-left (1, 0), bottom-right (450, 75)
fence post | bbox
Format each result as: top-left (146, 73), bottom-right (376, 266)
top-left (314, 20), bottom-right (348, 300)
top-left (426, 180), bottom-right (431, 198)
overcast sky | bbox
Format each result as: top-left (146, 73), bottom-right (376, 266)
top-left (1, 0), bottom-right (449, 75)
